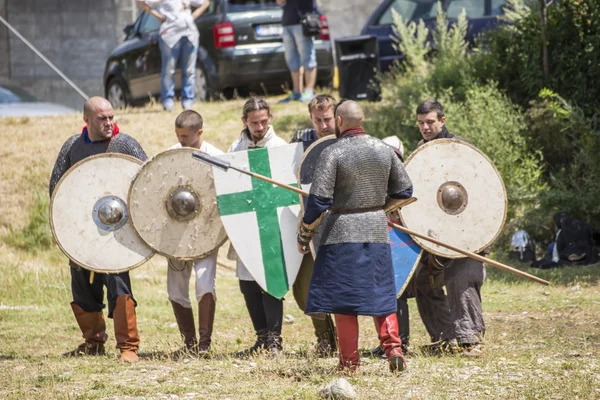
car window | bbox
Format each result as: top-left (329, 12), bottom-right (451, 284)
top-left (227, 0), bottom-right (278, 12)
top-left (139, 12), bottom-right (161, 34)
top-left (446, 0), bottom-right (485, 18)
top-left (0, 86), bottom-right (37, 103)
top-left (377, 0), bottom-right (441, 25)
top-left (490, 0), bottom-right (505, 15)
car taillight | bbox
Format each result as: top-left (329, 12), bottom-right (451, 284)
top-left (319, 15), bottom-right (330, 41)
top-left (213, 22), bottom-right (236, 49)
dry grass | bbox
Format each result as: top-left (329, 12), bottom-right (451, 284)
top-left (1, 99), bottom-right (599, 399)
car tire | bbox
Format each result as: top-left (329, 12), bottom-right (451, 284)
top-left (106, 78), bottom-right (130, 109)
top-left (195, 65), bottom-right (212, 102)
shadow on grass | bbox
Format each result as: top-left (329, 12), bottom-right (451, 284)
top-left (486, 255), bottom-right (600, 286)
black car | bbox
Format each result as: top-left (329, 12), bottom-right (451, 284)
top-left (360, 0), bottom-right (506, 71)
top-left (104, 0), bottom-right (334, 107)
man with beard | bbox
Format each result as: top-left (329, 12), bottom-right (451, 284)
top-left (297, 100), bottom-right (413, 372)
top-left (49, 97), bottom-right (147, 362)
top-left (411, 99), bottom-right (486, 356)
top-left (227, 97), bottom-right (289, 357)
top-left (289, 94), bottom-right (337, 356)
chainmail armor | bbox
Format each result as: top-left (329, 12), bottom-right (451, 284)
top-left (49, 133), bottom-right (148, 197)
top-left (311, 135), bottom-right (412, 244)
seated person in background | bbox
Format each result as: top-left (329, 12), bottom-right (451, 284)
top-left (554, 212), bottom-right (596, 265)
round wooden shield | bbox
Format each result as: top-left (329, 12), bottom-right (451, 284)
top-left (297, 136), bottom-right (336, 257)
top-left (50, 153), bottom-right (154, 273)
top-left (400, 139), bottom-right (507, 258)
top-left (128, 148), bottom-right (227, 260)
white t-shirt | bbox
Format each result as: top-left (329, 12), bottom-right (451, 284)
top-left (169, 140), bottom-right (224, 156)
top-left (140, 0), bottom-right (205, 48)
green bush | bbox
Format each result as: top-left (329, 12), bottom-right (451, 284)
top-left (368, 3), bottom-right (546, 238)
top-left (478, 0), bottom-right (600, 117)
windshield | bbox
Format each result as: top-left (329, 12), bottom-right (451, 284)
top-left (228, 0), bottom-right (279, 12)
top-left (0, 85), bottom-right (38, 103)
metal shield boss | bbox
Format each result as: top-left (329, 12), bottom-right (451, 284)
top-left (212, 143), bottom-right (304, 299)
top-left (49, 153), bottom-right (154, 273)
top-left (128, 148), bottom-right (227, 260)
top-left (400, 139), bottom-right (507, 258)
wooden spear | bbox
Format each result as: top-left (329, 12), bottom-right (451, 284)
top-left (192, 152), bottom-right (550, 286)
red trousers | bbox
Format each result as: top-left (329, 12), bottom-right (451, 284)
top-left (334, 313), bottom-right (405, 371)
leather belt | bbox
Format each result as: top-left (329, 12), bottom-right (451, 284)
top-left (329, 206), bottom-right (382, 214)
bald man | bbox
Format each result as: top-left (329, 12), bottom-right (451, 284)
top-left (49, 97), bottom-right (147, 362)
top-left (297, 100), bottom-right (414, 373)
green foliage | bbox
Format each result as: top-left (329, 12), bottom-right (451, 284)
top-left (477, 0), bottom-right (600, 116)
top-left (526, 90), bottom-right (600, 229)
top-left (4, 190), bottom-right (53, 253)
top-left (370, 3), bottom-right (545, 235)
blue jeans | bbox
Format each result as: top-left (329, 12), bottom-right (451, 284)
top-left (282, 24), bottom-right (317, 72)
top-left (158, 36), bottom-right (198, 105)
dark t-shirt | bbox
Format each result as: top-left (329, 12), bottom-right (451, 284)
top-left (281, 0), bottom-right (317, 26)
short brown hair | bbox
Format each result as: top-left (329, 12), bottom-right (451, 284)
top-left (308, 94), bottom-right (337, 117)
top-left (175, 110), bottom-right (203, 132)
top-left (416, 99), bottom-right (445, 120)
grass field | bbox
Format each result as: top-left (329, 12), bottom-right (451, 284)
top-left (1, 99), bottom-right (599, 399)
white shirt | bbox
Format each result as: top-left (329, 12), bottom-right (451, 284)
top-left (140, 0), bottom-right (204, 48)
top-left (227, 126), bottom-right (288, 281)
top-left (169, 140), bottom-right (224, 156)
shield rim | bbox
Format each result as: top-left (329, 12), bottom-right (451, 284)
top-left (400, 138), bottom-right (508, 258)
top-left (49, 153), bottom-right (155, 273)
top-left (127, 147), bottom-right (228, 261)
top-left (296, 135), bottom-right (337, 258)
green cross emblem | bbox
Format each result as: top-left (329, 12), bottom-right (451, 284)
top-left (217, 148), bottom-right (300, 298)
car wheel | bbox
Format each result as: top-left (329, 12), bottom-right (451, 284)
top-left (106, 78), bottom-right (130, 109)
top-left (195, 66), bottom-right (210, 102)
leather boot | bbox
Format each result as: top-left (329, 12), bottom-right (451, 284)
top-left (236, 329), bottom-right (268, 357)
top-left (334, 314), bottom-right (360, 371)
top-left (170, 300), bottom-right (198, 350)
top-left (65, 302), bottom-right (108, 356)
top-left (114, 294), bottom-right (140, 363)
top-left (198, 295), bottom-right (216, 352)
top-left (266, 332), bottom-right (283, 358)
top-left (374, 313), bottom-right (406, 372)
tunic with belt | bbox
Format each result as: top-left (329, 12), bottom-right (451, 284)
top-left (302, 129), bottom-right (413, 316)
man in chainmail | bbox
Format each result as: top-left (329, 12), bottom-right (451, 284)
top-left (227, 97), bottom-right (289, 357)
top-left (297, 100), bottom-right (413, 373)
top-left (49, 97), bottom-right (147, 362)
top-left (289, 94), bottom-right (338, 356)
top-left (412, 99), bottom-right (486, 356)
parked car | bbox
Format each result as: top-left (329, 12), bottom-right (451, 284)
top-left (104, 0), bottom-right (334, 108)
top-left (0, 83), bottom-right (77, 117)
top-left (361, 0), bottom-right (506, 71)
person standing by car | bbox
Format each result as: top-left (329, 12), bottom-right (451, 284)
top-left (135, 0), bottom-right (211, 111)
top-left (276, 0), bottom-right (318, 103)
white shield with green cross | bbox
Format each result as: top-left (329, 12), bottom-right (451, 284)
top-left (212, 143), bottom-right (304, 299)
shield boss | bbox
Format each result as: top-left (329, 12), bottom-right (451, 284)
top-left (128, 148), bottom-right (227, 259)
top-left (400, 139), bottom-right (507, 258)
top-left (50, 153), bottom-right (154, 273)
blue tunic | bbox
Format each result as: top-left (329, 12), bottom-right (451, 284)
top-left (305, 242), bottom-right (397, 316)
